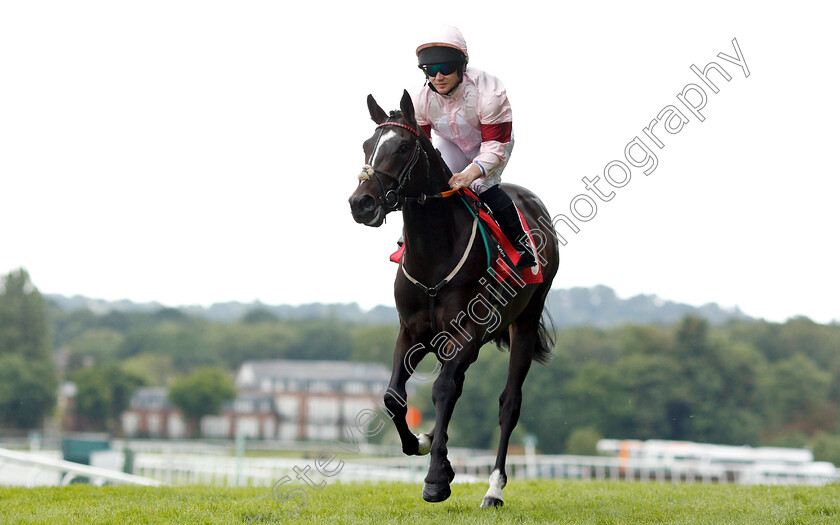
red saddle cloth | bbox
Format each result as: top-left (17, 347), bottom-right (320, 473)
top-left (389, 191), bottom-right (543, 285)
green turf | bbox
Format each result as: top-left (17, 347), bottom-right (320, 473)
top-left (2, 480), bottom-right (840, 524)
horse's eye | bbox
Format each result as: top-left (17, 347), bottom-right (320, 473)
top-left (399, 143), bottom-right (410, 154)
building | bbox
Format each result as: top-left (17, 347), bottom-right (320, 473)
top-left (121, 387), bottom-right (187, 439)
top-left (201, 392), bottom-right (279, 440)
top-left (235, 359), bottom-right (392, 441)
top-left (120, 360), bottom-right (394, 441)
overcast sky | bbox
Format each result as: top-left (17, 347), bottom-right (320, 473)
top-left (2, 1), bottom-right (838, 324)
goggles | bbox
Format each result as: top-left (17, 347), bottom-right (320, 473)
top-left (419, 62), bottom-right (460, 77)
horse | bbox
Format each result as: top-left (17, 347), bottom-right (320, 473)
top-left (348, 90), bottom-right (559, 508)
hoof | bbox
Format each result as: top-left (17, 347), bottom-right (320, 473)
top-left (480, 496), bottom-right (504, 508)
top-left (422, 482), bottom-right (451, 503)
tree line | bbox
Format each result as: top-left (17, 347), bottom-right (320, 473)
top-left (433, 316), bottom-right (840, 464)
top-left (3, 268), bottom-right (840, 464)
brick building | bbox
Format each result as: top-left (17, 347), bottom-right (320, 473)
top-left (120, 360), bottom-right (393, 441)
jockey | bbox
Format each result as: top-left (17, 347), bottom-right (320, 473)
top-left (411, 25), bottom-right (535, 269)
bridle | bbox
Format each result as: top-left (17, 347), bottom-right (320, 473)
top-left (358, 119), bottom-right (457, 210)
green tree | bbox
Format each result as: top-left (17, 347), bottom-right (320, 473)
top-left (665, 318), bottom-right (768, 444)
top-left (520, 350), bottom-right (576, 453)
top-left (810, 433), bottom-right (840, 466)
top-left (119, 321), bottom-right (221, 372)
top-left (241, 308), bottom-right (279, 324)
top-left (0, 269), bottom-right (57, 428)
top-left (619, 324), bottom-right (673, 358)
top-left (285, 321), bottom-right (353, 361)
top-left (565, 426), bottom-right (602, 455)
top-left (168, 367), bottom-right (236, 437)
top-left (0, 268), bottom-right (51, 361)
top-left (761, 353), bottom-right (831, 433)
top-left (72, 364), bottom-right (146, 431)
top-left (0, 354), bottom-right (57, 428)
top-left (121, 354), bottom-right (177, 386)
top-left (699, 339), bottom-right (766, 444)
top-left (65, 328), bottom-right (124, 370)
top-left (216, 322), bottom-right (297, 367)
top-left (351, 325), bottom-right (399, 365)
top-left (562, 361), bottom-right (615, 435)
top-left (607, 352), bottom-right (689, 440)
top-left (558, 325), bottom-right (622, 366)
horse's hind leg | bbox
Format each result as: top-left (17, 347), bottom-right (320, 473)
top-left (481, 321), bottom-right (537, 508)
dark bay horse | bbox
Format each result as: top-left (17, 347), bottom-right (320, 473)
top-left (348, 90), bottom-right (559, 507)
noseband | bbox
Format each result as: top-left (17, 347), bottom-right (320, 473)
top-left (359, 120), bottom-right (429, 211)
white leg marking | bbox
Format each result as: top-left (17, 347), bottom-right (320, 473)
top-left (483, 469), bottom-right (505, 501)
top-left (416, 433), bottom-right (432, 455)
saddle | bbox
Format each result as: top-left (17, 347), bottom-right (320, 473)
top-left (389, 189), bottom-right (543, 285)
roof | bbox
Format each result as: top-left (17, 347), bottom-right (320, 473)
top-left (128, 386), bottom-right (174, 409)
top-left (236, 359), bottom-right (391, 386)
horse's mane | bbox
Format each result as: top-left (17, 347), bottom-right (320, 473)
top-left (383, 109), bottom-right (450, 180)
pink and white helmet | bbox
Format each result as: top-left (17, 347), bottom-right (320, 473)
top-left (416, 25), bottom-right (469, 66)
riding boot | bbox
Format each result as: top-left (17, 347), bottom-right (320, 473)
top-left (479, 185), bottom-right (536, 270)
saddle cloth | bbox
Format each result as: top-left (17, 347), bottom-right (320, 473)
top-left (389, 190), bottom-right (543, 285)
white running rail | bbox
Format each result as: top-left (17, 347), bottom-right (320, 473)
top-left (0, 447), bottom-right (163, 487)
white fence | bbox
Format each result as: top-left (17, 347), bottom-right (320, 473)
top-left (4, 445), bottom-right (837, 488)
top-left (0, 447), bottom-right (162, 487)
top-left (132, 453), bottom-right (447, 486)
top-left (130, 451), bottom-right (839, 488)
top-left (450, 454), bottom-right (840, 486)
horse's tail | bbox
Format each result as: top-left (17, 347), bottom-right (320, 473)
top-left (492, 308), bottom-right (555, 364)
top-left (533, 309), bottom-right (555, 364)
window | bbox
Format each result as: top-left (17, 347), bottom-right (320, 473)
top-left (236, 417), bottom-right (260, 439)
top-left (277, 396), bottom-right (300, 420)
top-left (201, 416), bottom-right (231, 438)
top-left (307, 398), bottom-right (339, 423)
top-left (309, 380), bottom-right (331, 394)
top-left (147, 414), bottom-right (161, 436)
top-left (343, 382), bottom-right (366, 395)
top-left (233, 399), bottom-right (248, 413)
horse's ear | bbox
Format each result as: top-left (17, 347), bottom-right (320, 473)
top-left (367, 94), bottom-right (388, 125)
top-left (400, 89), bottom-right (416, 124)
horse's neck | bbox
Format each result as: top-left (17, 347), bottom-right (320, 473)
top-left (400, 146), bottom-right (473, 277)
top-left (403, 199), bottom-right (459, 250)
top-left (403, 155), bottom-right (458, 250)
top-left (401, 195), bottom-right (473, 284)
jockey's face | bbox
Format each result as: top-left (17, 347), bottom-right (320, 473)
top-left (430, 70), bottom-right (459, 95)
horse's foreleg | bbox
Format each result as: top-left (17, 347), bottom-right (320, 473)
top-left (481, 325), bottom-right (535, 508)
top-left (384, 330), bottom-right (429, 456)
top-left (422, 355), bottom-right (472, 503)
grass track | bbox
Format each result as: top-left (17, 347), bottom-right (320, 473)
top-left (2, 480), bottom-right (840, 524)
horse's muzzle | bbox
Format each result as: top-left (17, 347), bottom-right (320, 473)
top-left (349, 194), bottom-right (385, 227)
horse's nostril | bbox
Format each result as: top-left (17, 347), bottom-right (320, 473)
top-left (353, 194), bottom-right (375, 212)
